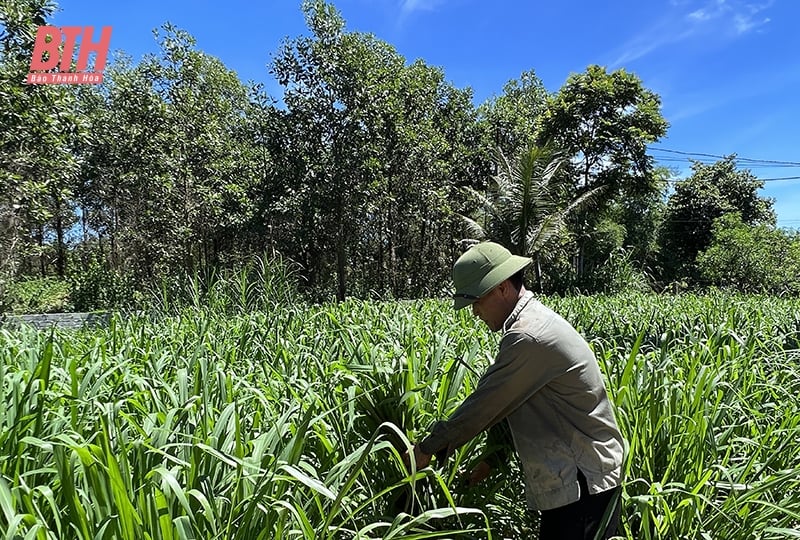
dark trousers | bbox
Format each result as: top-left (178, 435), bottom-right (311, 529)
top-left (538, 471), bottom-right (622, 540)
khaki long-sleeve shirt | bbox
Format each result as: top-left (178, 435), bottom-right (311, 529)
top-left (419, 291), bottom-right (624, 511)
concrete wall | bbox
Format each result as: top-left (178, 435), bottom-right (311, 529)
top-left (3, 312), bottom-right (112, 330)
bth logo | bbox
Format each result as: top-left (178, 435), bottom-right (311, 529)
top-left (27, 26), bottom-right (112, 85)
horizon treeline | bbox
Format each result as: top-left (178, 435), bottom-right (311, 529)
top-left (2, 0), bottom-right (798, 312)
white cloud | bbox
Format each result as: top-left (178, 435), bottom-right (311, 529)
top-left (610, 0), bottom-right (773, 67)
top-left (688, 8), bottom-right (713, 21)
top-left (733, 14), bottom-right (770, 34)
top-left (685, 0), bottom-right (773, 34)
top-left (610, 20), bottom-right (694, 66)
top-left (399, 0), bottom-right (444, 15)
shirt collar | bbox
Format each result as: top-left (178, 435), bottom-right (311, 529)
top-left (502, 290), bottom-right (535, 333)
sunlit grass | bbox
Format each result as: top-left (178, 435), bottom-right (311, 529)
top-left (1, 289), bottom-right (799, 538)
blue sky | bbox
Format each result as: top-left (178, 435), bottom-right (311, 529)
top-left (51, 0), bottom-right (799, 228)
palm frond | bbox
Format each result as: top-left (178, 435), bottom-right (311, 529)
top-left (461, 143), bottom-right (599, 258)
top-left (526, 184), bottom-right (604, 254)
top-left (460, 214), bottom-right (488, 242)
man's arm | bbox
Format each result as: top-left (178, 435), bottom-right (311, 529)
top-left (418, 332), bottom-right (565, 461)
top-left (406, 423), bottom-right (512, 482)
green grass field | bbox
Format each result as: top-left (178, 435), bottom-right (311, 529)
top-left (2, 292), bottom-right (800, 539)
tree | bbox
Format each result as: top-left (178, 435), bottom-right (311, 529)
top-left (538, 66), bottom-right (668, 284)
top-left (271, 0), bottom-right (396, 300)
top-left (1, 0), bottom-right (86, 279)
top-left (697, 213), bottom-right (800, 295)
top-left (539, 65), bottom-right (668, 199)
top-left (78, 25), bottom-right (266, 283)
top-left (478, 70), bottom-right (548, 158)
top-left (463, 144), bottom-right (601, 292)
top-left (577, 165), bottom-right (671, 291)
top-left (659, 156), bottom-right (775, 283)
top-left (610, 166), bottom-right (671, 266)
top-left (271, 0), bottom-right (480, 300)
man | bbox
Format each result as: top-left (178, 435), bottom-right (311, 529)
top-left (405, 241), bottom-right (624, 540)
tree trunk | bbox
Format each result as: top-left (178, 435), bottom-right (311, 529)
top-left (336, 238), bottom-right (346, 301)
top-left (55, 210), bottom-right (65, 277)
top-left (417, 209), bottom-right (428, 296)
top-left (336, 203), bottom-right (347, 301)
top-left (377, 213), bottom-right (385, 294)
top-left (1, 204), bottom-right (21, 277)
top-left (110, 195), bottom-right (118, 270)
top-left (388, 211), bottom-right (396, 296)
top-left (387, 175), bottom-right (396, 297)
top-left (37, 225), bottom-right (45, 276)
top-left (81, 205), bottom-right (89, 245)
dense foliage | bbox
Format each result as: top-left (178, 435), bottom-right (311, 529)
top-left (1, 0), bottom-right (797, 310)
top-left (697, 213), bottom-right (800, 295)
top-left (4, 1), bottom-right (799, 538)
top-left (659, 157), bottom-right (777, 283)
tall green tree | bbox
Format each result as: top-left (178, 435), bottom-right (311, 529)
top-left (659, 156), bottom-right (775, 283)
top-left (79, 25), bottom-right (266, 282)
top-left (611, 166), bottom-right (671, 266)
top-left (271, 0), bottom-right (479, 299)
top-left (271, 0), bottom-right (384, 299)
top-left (539, 65), bottom-right (668, 199)
top-left (578, 165), bottom-right (671, 289)
top-left (478, 70), bottom-right (548, 158)
top-left (1, 0), bottom-right (86, 279)
top-left (538, 65), bottom-right (668, 285)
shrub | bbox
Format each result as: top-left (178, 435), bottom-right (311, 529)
top-left (697, 213), bottom-right (800, 295)
top-left (2, 277), bottom-right (72, 313)
top-left (68, 257), bottom-right (137, 311)
top-left (590, 247), bottom-right (653, 294)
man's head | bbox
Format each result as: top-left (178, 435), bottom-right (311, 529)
top-left (452, 242), bottom-right (531, 331)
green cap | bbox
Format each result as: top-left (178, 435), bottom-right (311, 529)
top-left (452, 242), bottom-right (531, 310)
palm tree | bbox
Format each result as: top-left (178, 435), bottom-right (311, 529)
top-left (463, 143), bottom-right (602, 291)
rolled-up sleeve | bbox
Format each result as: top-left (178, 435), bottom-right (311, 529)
top-left (419, 331), bottom-right (565, 459)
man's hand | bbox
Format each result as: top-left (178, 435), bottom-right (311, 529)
top-left (465, 460), bottom-right (492, 486)
top-left (402, 444), bottom-right (432, 472)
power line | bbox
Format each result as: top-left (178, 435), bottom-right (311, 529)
top-left (649, 147), bottom-right (800, 183)
top-left (665, 176), bottom-right (800, 183)
top-left (655, 157), bottom-right (800, 169)
top-left (650, 147), bottom-right (800, 167)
